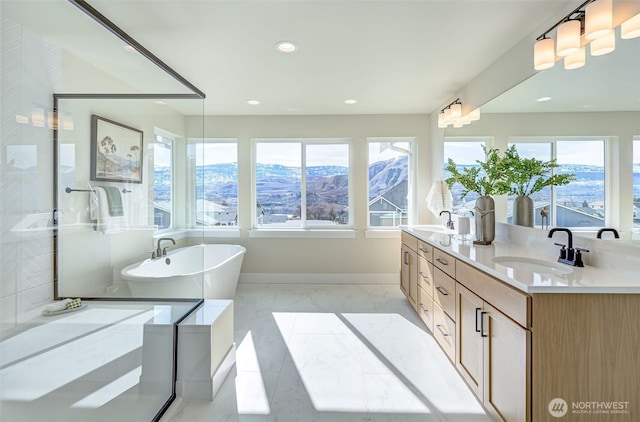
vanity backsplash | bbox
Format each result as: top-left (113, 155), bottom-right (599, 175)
top-left (495, 223), bottom-right (640, 280)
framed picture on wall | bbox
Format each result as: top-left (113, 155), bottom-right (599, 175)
top-left (90, 115), bottom-right (143, 183)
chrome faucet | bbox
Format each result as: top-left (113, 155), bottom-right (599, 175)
top-left (156, 238), bottom-right (176, 257)
top-left (548, 228), bottom-right (588, 267)
top-left (596, 228), bottom-right (620, 239)
top-left (439, 210), bottom-right (455, 230)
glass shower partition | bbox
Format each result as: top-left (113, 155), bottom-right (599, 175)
top-left (1, 1), bottom-right (206, 421)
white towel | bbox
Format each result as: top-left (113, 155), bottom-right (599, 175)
top-left (425, 180), bottom-right (453, 217)
top-left (44, 299), bottom-right (71, 313)
top-left (94, 187), bottom-right (129, 234)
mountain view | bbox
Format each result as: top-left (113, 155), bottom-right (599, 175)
top-left (154, 157), bottom-right (640, 225)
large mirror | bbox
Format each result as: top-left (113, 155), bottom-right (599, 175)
top-left (445, 29), bottom-right (640, 244)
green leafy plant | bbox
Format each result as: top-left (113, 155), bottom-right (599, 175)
top-left (502, 145), bottom-right (575, 196)
top-left (445, 146), bottom-right (511, 198)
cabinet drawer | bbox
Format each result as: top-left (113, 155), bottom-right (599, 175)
top-left (417, 240), bottom-right (433, 262)
top-left (418, 257), bottom-right (434, 297)
top-left (433, 248), bottom-right (456, 278)
top-left (417, 286), bottom-right (434, 332)
top-left (457, 261), bottom-right (530, 328)
top-left (433, 302), bottom-right (456, 362)
top-left (401, 231), bottom-right (418, 252)
top-left (434, 267), bottom-right (456, 321)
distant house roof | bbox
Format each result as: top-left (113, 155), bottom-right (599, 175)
top-left (368, 180), bottom-right (408, 211)
top-left (196, 199), bottom-right (228, 212)
top-left (506, 201), bottom-right (604, 226)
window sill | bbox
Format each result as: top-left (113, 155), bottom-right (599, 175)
top-left (365, 229), bottom-right (401, 239)
top-left (186, 229), bottom-right (241, 238)
top-left (153, 230), bottom-right (188, 241)
top-left (249, 229), bottom-right (356, 239)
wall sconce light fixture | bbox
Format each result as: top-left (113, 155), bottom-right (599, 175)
top-left (437, 98), bottom-right (480, 129)
top-left (532, 0), bottom-right (637, 71)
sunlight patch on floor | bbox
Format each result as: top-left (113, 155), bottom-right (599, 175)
top-left (235, 331), bottom-right (270, 415)
top-left (273, 312), bottom-right (430, 414)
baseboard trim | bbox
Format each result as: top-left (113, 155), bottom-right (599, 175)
top-left (239, 273), bottom-right (398, 285)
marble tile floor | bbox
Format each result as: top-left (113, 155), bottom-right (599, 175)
top-left (165, 284), bottom-right (492, 422)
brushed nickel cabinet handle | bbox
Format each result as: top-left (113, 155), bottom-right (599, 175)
top-left (475, 307), bottom-right (482, 333)
top-left (436, 286), bottom-right (449, 296)
top-left (436, 324), bottom-right (449, 337)
top-left (419, 247), bottom-right (430, 253)
top-left (404, 251), bottom-right (409, 265)
top-left (436, 257), bottom-right (449, 266)
top-left (419, 271), bottom-right (430, 280)
top-left (419, 304), bottom-right (429, 315)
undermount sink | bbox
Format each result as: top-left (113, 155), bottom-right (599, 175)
top-left (492, 256), bottom-right (573, 276)
top-left (412, 225), bottom-right (454, 234)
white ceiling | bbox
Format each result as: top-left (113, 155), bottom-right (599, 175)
top-left (4, 0), bottom-right (578, 116)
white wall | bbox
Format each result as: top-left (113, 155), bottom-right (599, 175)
top-left (1, 15), bottom-right (60, 329)
top-left (185, 114), bottom-right (432, 281)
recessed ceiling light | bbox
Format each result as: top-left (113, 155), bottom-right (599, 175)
top-left (154, 100), bottom-right (166, 105)
top-left (536, 96), bottom-right (552, 102)
top-left (275, 41), bottom-right (297, 53)
top-left (247, 99), bottom-right (260, 105)
top-left (344, 99), bottom-right (358, 105)
top-left (124, 45), bottom-right (138, 54)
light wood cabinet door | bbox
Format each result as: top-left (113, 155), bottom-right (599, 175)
top-left (483, 302), bottom-right (530, 422)
top-left (401, 244), bottom-right (418, 309)
top-left (400, 244), bottom-right (409, 295)
top-left (455, 284), bottom-right (484, 399)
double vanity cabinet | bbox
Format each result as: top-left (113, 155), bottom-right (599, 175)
top-left (400, 228), bottom-right (640, 422)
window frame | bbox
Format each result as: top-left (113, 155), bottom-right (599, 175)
top-left (366, 137), bottom-right (417, 230)
top-left (251, 138), bottom-right (353, 231)
top-left (508, 136), bottom-right (608, 229)
top-left (632, 137), bottom-right (640, 234)
top-left (189, 138), bottom-right (239, 230)
top-left (443, 136), bottom-right (492, 214)
top-left (152, 133), bottom-right (175, 233)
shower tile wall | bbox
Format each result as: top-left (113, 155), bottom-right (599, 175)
top-left (1, 15), bottom-right (61, 330)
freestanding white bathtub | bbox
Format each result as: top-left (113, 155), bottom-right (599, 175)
top-left (121, 244), bottom-right (246, 299)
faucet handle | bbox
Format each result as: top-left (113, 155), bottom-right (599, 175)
top-left (574, 248), bottom-right (589, 267)
top-left (553, 242), bottom-right (567, 260)
top-left (149, 250), bottom-right (157, 260)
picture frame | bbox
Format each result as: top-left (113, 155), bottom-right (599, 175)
top-left (90, 115), bottom-right (143, 183)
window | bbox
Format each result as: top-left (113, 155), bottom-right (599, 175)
top-left (254, 139), bottom-right (351, 228)
top-left (152, 135), bottom-right (173, 231)
top-left (633, 139), bottom-right (640, 231)
top-left (368, 139), bottom-right (413, 227)
top-left (191, 140), bottom-right (238, 227)
top-left (443, 139), bottom-right (486, 213)
top-left (506, 142), bottom-right (552, 225)
top-left (508, 139), bottom-right (605, 228)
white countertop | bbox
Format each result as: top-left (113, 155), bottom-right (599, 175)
top-left (401, 226), bottom-right (640, 294)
